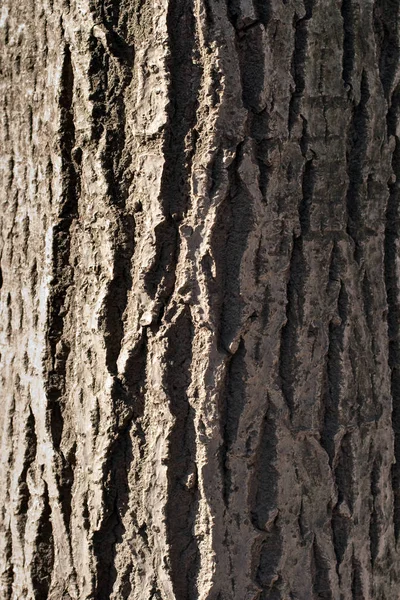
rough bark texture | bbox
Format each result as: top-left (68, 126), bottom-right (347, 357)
top-left (1, 0), bottom-right (400, 598)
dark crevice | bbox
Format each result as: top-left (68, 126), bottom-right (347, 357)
top-left (369, 453), bottom-right (381, 565)
top-left (279, 234), bottom-right (307, 418)
top-left (86, 6), bottom-right (136, 399)
top-left (92, 422), bottom-right (134, 599)
top-left (226, 0), bottom-right (271, 29)
top-left (50, 399), bottom-right (64, 449)
top-left (237, 23), bottom-right (267, 113)
top-left (58, 441), bottom-right (77, 531)
top-left (256, 525), bottom-right (282, 594)
top-left (384, 123), bottom-right (400, 540)
top-left (321, 271), bottom-right (349, 464)
top-left (341, 0), bottom-right (356, 86)
top-left (93, 334), bottom-right (147, 598)
top-left (87, 37), bottom-right (108, 142)
top-left (300, 114), bottom-right (310, 157)
top-left (45, 44), bottom-right (81, 544)
top-left (87, 7), bottom-right (137, 375)
top-left (149, 581), bottom-right (163, 599)
top-left (6, 155), bottom-right (14, 191)
top-left (361, 273), bottom-right (383, 424)
top-left (345, 69), bottom-right (370, 263)
top-left (332, 441), bottom-right (355, 575)
top-left (82, 494), bottom-right (90, 531)
top-left (22, 215), bottom-right (30, 257)
top-left (217, 142), bottom-right (255, 351)
top-left (88, 0), bottom-right (134, 157)
top-left (220, 339), bottom-right (247, 505)
top-left (254, 138), bottom-right (272, 202)
top-left (252, 0), bottom-right (272, 27)
top-left (142, 218), bottom-right (177, 302)
top-left (386, 84), bottom-right (400, 143)
top-left (362, 271), bottom-right (375, 339)
top-left (29, 257), bottom-right (39, 298)
top-left (17, 407), bottom-right (37, 538)
top-left (336, 433), bottom-right (355, 512)
top-left (332, 504), bottom-right (351, 569)
top-left (332, 435), bottom-right (356, 574)
top-left (164, 309), bottom-right (198, 599)
top-left (164, 308), bottom-right (199, 600)
top-left (288, 2), bottom-right (314, 132)
top-left (351, 554), bottom-right (364, 599)
top-left (97, 54), bottom-right (134, 211)
top-left (28, 105), bottom-right (33, 143)
top-left (373, 0), bottom-right (400, 99)
top-left (3, 526), bottom-right (14, 598)
top-left (249, 405), bottom-right (279, 532)
top-left (121, 334), bottom-right (148, 415)
top-left (299, 157), bottom-right (316, 235)
top-left (91, 0), bottom-right (134, 50)
top-left (102, 213), bottom-right (135, 373)
top-left (312, 537), bottom-right (333, 599)
top-left (58, 44), bottom-right (78, 218)
top-left (46, 42), bottom-right (78, 444)
top-left (46, 158), bottom-right (53, 206)
top-left (143, 0), bottom-right (202, 310)
top-left (6, 296), bottom-right (12, 340)
top-left (297, 498), bottom-right (306, 540)
top-left (31, 480), bottom-right (54, 600)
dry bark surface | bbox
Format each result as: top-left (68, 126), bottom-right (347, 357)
top-left (1, 0), bottom-right (400, 598)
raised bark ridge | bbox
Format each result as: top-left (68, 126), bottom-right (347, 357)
top-left (1, 0), bottom-right (400, 599)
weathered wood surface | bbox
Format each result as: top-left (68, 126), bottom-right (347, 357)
top-left (1, 0), bottom-right (400, 598)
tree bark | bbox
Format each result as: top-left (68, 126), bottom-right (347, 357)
top-left (1, 0), bottom-right (400, 598)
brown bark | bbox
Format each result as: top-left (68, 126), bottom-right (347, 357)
top-left (1, 0), bottom-right (400, 598)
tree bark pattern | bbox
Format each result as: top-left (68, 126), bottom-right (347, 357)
top-left (1, 0), bottom-right (400, 599)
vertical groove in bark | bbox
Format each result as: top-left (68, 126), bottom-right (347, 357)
top-left (2, 526), bottom-right (13, 599)
top-left (91, 18), bottom-right (135, 372)
top-left (165, 308), bottom-right (199, 600)
top-left (44, 44), bottom-right (79, 547)
top-left (218, 141), bottom-right (252, 350)
top-left (279, 235), bottom-right (307, 419)
top-left (251, 404), bottom-right (281, 597)
top-left (312, 536), bottom-right (333, 599)
top-left (102, 214), bottom-right (136, 373)
top-left (369, 453), bottom-right (381, 565)
top-left (221, 339), bottom-right (246, 503)
top-left (321, 263), bottom-right (349, 464)
top-left (385, 112), bottom-right (400, 541)
top-left (92, 412), bottom-right (135, 599)
top-left (299, 157), bottom-right (315, 235)
top-left (373, 0), bottom-right (400, 99)
top-left (289, 2), bottom-right (314, 132)
top-left (345, 69), bottom-right (370, 262)
top-left (16, 407), bottom-right (37, 538)
top-left (383, 0), bottom-right (400, 535)
top-left (84, 5), bottom-right (141, 596)
top-left (351, 554), bottom-right (363, 599)
top-left (341, 0), bottom-right (356, 86)
top-left (250, 406), bottom-right (278, 531)
top-left (31, 481), bottom-right (54, 600)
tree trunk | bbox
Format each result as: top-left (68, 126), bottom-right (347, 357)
top-left (1, 0), bottom-right (400, 598)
